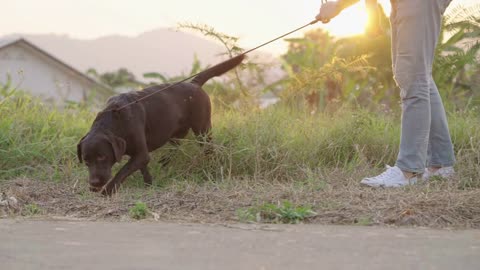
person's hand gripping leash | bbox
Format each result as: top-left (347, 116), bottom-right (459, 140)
top-left (315, 0), bottom-right (341, 24)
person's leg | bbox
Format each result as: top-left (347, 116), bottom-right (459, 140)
top-left (425, 0), bottom-right (455, 176)
top-left (360, 0), bottom-right (415, 188)
top-left (361, 0), bottom-right (448, 187)
top-left (427, 78), bottom-right (455, 169)
top-left (394, 0), bottom-right (447, 174)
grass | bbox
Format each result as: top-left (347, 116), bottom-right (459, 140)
top-left (2, 93), bottom-right (478, 188)
top-left (23, 203), bottom-right (41, 216)
top-left (237, 201), bottom-right (317, 224)
top-left (0, 92), bottom-right (93, 181)
top-left (129, 201), bottom-right (149, 220)
top-left (355, 216), bottom-right (373, 226)
top-left (1, 91), bottom-right (480, 227)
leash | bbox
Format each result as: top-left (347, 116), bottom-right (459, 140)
top-left (107, 18), bottom-right (320, 113)
top-left (98, 16), bottom-right (326, 194)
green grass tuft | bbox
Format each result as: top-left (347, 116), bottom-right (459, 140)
top-left (129, 201), bottom-right (149, 220)
top-left (237, 201), bottom-right (317, 224)
top-left (23, 203), bottom-right (41, 216)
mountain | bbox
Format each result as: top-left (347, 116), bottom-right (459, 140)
top-left (5, 29), bottom-right (230, 79)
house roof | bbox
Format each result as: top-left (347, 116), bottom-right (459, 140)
top-left (0, 37), bottom-right (112, 93)
top-left (0, 37), bottom-right (18, 48)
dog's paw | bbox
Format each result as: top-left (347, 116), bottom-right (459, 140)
top-left (89, 186), bottom-right (102, 193)
top-left (144, 180), bottom-right (153, 187)
top-left (100, 183), bottom-right (118, 196)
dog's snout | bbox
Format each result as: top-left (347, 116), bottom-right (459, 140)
top-left (89, 177), bottom-right (103, 187)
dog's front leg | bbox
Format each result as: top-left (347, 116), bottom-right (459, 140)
top-left (101, 153), bottom-right (150, 196)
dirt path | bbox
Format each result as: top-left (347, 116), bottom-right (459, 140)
top-left (1, 219), bottom-right (479, 270)
top-left (3, 178), bottom-right (480, 228)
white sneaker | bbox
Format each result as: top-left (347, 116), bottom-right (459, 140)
top-left (361, 166), bottom-right (418, 188)
top-left (422, 166), bottom-right (455, 180)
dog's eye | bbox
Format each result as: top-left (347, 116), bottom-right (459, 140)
top-left (97, 156), bottom-right (106, 161)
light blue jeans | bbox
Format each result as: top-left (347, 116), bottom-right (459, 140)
top-left (391, 0), bottom-right (455, 173)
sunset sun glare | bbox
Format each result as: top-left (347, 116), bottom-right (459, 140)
top-left (322, 3), bottom-right (370, 37)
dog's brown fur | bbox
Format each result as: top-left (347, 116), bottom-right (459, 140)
top-left (77, 55), bottom-right (245, 195)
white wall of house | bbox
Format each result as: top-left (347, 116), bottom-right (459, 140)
top-left (0, 42), bottom-right (96, 103)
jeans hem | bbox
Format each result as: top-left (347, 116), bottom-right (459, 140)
top-left (395, 163), bottom-right (424, 174)
top-left (427, 162), bottom-right (455, 168)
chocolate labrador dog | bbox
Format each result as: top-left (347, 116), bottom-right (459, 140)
top-left (77, 55), bottom-right (245, 195)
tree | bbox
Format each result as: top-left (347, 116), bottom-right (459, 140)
top-left (280, 4), bottom-right (480, 111)
top-left (433, 4), bottom-right (480, 108)
top-left (143, 54), bottom-right (204, 85)
top-left (87, 68), bottom-right (144, 90)
top-left (281, 28), bottom-right (372, 113)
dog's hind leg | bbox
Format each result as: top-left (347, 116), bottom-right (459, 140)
top-left (190, 87), bottom-right (212, 152)
top-left (192, 121), bottom-right (213, 155)
top-left (159, 148), bottom-right (176, 167)
top-left (159, 128), bottom-right (189, 167)
top-left (140, 166), bottom-right (153, 186)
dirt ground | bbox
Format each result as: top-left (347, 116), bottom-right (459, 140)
top-left (1, 175), bottom-right (480, 228)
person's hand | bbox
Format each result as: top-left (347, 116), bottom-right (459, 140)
top-left (315, 1), bottom-right (342, 23)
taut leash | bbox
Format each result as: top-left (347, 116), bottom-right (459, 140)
top-left (109, 19), bottom-right (320, 113)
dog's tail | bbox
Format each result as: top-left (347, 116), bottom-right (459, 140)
top-left (191, 54), bottom-right (245, 86)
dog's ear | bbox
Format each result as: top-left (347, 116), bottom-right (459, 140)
top-left (108, 135), bottom-right (126, 163)
top-left (77, 133), bottom-right (89, 163)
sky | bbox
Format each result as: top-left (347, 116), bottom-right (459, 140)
top-left (1, 0), bottom-right (478, 54)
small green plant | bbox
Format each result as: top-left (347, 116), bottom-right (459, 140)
top-left (23, 203), bottom-right (40, 216)
top-left (294, 169), bottom-right (329, 192)
top-left (237, 201), bottom-right (317, 224)
top-left (355, 216), bottom-right (373, 226)
top-left (129, 201), bottom-right (149, 220)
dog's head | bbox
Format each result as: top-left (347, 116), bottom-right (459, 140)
top-left (77, 132), bottom-right (126, 192)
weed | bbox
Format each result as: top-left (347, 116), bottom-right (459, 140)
top-left (237, 201), bottom-right (317, 224)
top-left (23, 203), bottom-right (40, 216)
top-left (355, 216), bottom-right (373, 226)
top-left (129, 201), bottom-right (149, 220)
